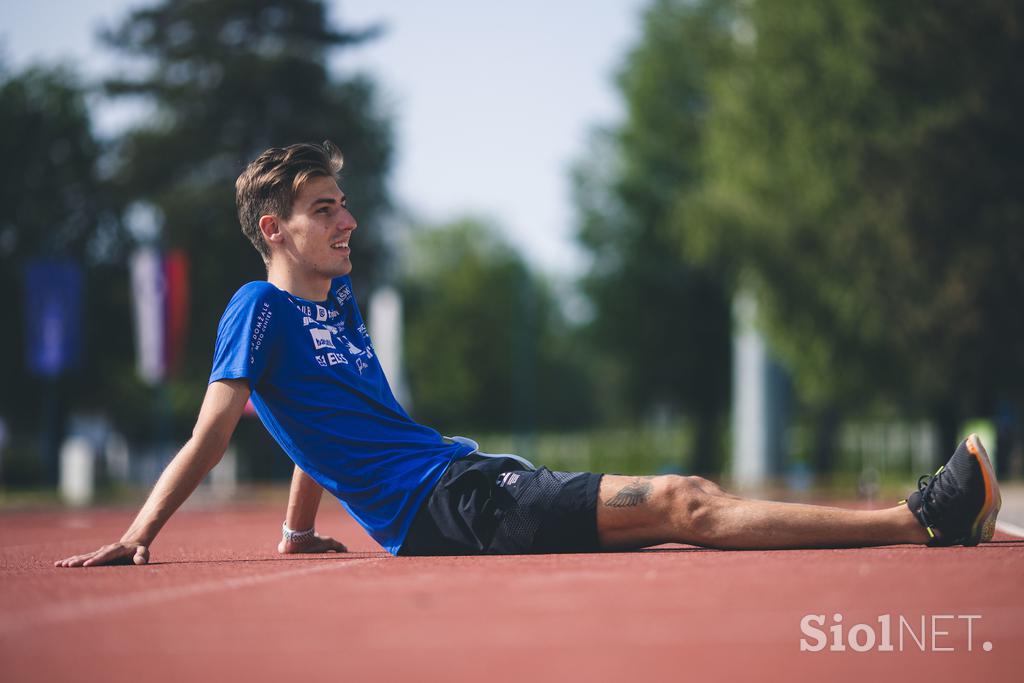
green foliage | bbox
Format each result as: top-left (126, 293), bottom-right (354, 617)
top-left (578, 0), bottom-right (1024, 470)
top-left (685, 0), bottom-right (887, 406)
top-left (473, 424), bottom-right (693, 475)
top-left (573, 0), bottom-right (735, 471)
top-left (863, 0), bottom-right (1024, 417)
top-left (100, 0), bottom-right (394, 431)
top-left (400, 219), bottom-right (595, 434)
top-left (0, 65), bottom-right (106, 262)
top-left (684, 0), bottom-right (1024, 426)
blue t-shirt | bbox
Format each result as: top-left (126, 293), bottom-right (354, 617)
top-left (208, 276), bottom-right (473, 555)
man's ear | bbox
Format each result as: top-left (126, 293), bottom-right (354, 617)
top-left (259, 215), bottom-right (284, 246)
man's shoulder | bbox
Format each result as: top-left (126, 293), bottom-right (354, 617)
top-left (216, 282), bottom-right (287, 329)
top-left (226, 281), bottom-right (281, 307)
top-left (235, 280), bottom-right (279, 297)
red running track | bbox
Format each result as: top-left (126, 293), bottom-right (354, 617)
top-left (2, 497), bottom-right (1022, 682)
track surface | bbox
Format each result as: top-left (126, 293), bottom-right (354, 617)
top-left (2, 496), bottom-right (1022, 682)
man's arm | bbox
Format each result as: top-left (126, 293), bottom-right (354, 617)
top-left (55, 379), bottom-right (251, 567)
top-left (278, 465), bottom-right (347, 554)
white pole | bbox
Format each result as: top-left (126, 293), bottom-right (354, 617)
top-left (130, 246), bottom-right (166, 386)
top-left (368, 286), bottom-right (408, 406)
top-left (732, 291), bottom-right (768, 489)
top-left (59, 436), bottom-right (94, 507)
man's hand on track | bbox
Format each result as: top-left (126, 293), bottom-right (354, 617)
top-left (55, 543), bottom-right (150, 568)
top-left (278, 533), bottom-right (347, 554)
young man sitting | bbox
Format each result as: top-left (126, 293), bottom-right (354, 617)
top-left (56, 141), bottom-right (1002, 567)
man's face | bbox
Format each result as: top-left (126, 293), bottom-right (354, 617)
top-left (272, 175), bottom-right (358, 279)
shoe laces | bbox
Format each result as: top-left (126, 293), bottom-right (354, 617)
top-left (914, 465), bottom-right (948, 538)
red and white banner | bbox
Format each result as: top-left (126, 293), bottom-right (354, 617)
top-left (130, 247), bottom-right (190, 385)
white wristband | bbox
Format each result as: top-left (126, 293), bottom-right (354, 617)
top-left (282, 522), bottom-right (315, 543)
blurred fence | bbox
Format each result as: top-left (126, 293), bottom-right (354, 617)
top-left (478, 419), bottom-right (971, 488)
top-left (459, 425), bottom-right (693, 477)
top-left (0, 417), bottom-right (1003, 505)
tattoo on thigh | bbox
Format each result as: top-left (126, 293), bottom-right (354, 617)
top-left (604, 479), bottom-right (653, 508)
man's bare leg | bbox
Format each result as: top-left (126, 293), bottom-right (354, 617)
top-left (596, 474), bottom-right (930, 550)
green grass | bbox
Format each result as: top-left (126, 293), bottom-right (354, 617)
top-left (471, 425), bottom-right (694, 475)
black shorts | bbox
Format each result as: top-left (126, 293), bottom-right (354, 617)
top-left (398, 454), bottom-right (603, 556)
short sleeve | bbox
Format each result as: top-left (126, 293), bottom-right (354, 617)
top-left (209, 283), bottom-right (279, 386)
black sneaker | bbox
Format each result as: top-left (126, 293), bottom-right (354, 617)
top-left (904, 433), bottom-right (1001, 546)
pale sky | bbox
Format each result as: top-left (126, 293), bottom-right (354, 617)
top-left (1, 0), bottom-right (648, 277)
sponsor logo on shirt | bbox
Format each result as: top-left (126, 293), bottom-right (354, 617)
top-left (355, 358), bottom-right (369, 375)
top-left (315, 304), bottom-right (328, 321)
top-left (249, 303), bottom-right (272, 364)
top-left (326, 352), bottom-right (348, 366)
top-left (335, 285), bottom-right (352, 306)
top-left (314, 355), bottom-right (328, 367)
top-left (310, 328), bottom-right (335, 350)
top-left (341, 336), bottom-right (364, 356)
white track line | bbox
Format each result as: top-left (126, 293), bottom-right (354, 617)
top-left (996, 519), bottom-right (1024, 539)
top-left (0, 558), bottom-right (384, 637)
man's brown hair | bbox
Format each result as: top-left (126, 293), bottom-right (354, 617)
top-left (235, 140), bottom-right (344, 263)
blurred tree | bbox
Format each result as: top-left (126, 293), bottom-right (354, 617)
top-left (683, 0), bottom-right (1024, 466)
top-left (572, 0), bottom-right (736, 474)
top-left (868, 0), bottom-right (1024, 469)
top-left (400, 219), bottom-right (595, 435)
top-left (100, 0), bottom-right (393, 434)
top-left (0, 65), bottom-right (105, 265)
top-left (0, 62), bottom-right (129, 479)
top-left (680, 0), bottom-right (886, 472)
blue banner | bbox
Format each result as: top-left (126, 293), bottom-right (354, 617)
top-left (22, 259), bottom-right (83, 377)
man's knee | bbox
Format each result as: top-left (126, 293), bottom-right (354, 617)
top-left (661, 475), bottom-right (720, 540)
